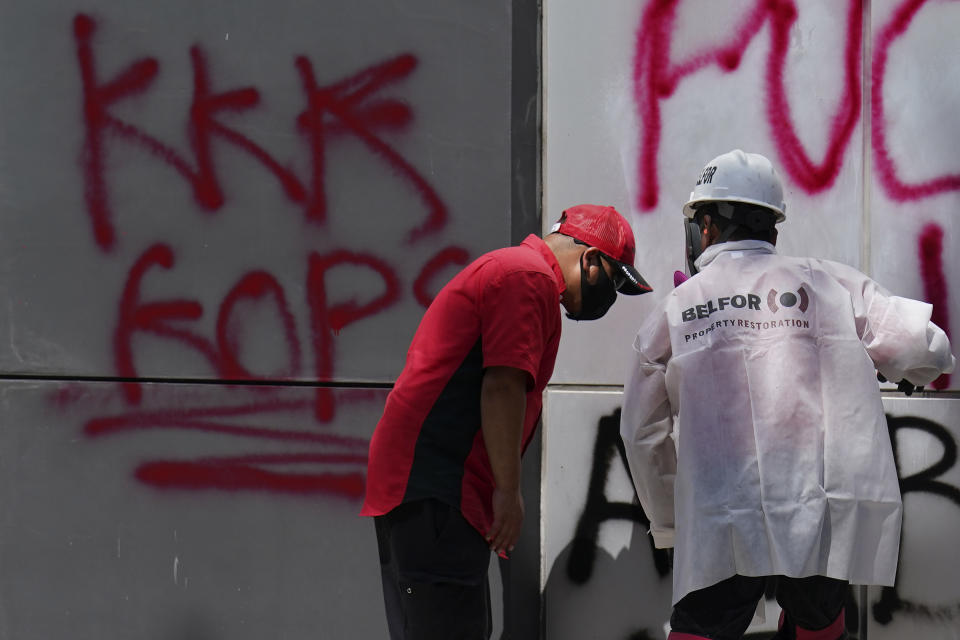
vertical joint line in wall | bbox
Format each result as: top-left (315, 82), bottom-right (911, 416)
top-left (511, 0), bottom-right (543, 243)
top-left (861, 0), bottom-right (873, 277)
top-left (537, 0), bottom-right (547, 235)
top-left (534, 0), bottom-right (543, 235)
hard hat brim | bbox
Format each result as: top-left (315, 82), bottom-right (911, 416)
top-left (682, 196), bottom-right (786, 223)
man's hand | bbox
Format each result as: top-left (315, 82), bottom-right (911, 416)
top-left (487, 487), bottom-right (524, 557)
top-left (480, 366), bottom-right (528, 558)
top-left (877, 372), bottom-right (924, 396)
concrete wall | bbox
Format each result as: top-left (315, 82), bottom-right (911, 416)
top-left (0, 1), bottom-right (538, 638)
top-left (543, 0), bottom-right (959, 638)
top-left (3, 1), bottom-right (958, 638)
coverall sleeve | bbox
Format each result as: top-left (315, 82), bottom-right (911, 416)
top-left (620, 313), bottom-right (676, 549)
top-left (844, 270), bottom-right (956, 385)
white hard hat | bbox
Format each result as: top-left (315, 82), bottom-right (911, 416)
top-left (682, 149), bottom-right (786, 223)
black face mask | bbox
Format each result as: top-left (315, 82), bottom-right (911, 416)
top-left (567, 253), bottom-right (617, 321)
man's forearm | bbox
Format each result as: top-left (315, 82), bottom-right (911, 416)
top-left (480, 366), bottom-right (527, 489)
top-left (480, 366), bottom-right (529, 554)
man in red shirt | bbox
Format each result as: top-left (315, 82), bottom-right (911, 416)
top-left (362, 204), bottom-right (651, 639)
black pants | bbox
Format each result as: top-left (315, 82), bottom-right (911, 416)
top-left (670, 574), bottom-right (848, 640)
top-left (374, 499), bottom-right (492, 640)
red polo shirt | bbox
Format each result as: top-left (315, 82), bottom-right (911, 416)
top-left (361, 235), bottom-right (565, 537)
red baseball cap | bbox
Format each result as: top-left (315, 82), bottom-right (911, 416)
top-left (551, 204), bottom-right (652, 295)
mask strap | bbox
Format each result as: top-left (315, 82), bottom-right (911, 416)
top-left (718, 223), bottom-right (741, 243)
top-left (714, 202), bottom-right (741, 242)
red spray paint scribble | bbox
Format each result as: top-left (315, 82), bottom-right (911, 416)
top-left (75, 15), bottom-right (306, 251)
top-left (74, 14), bottom-right (156, 251)
top-left (114, 243), bottom-right (220, 404)
top-left (634, 0), bottom-right (953, 379)
top-left (187, 45), bottom-right (308, 210)
top-left (295, 54), bottom-right (448, 241)
top-left (869, 0), bottom-right (956, 384)
top-left (872, 0), bottom-right (960, 202)
top-left (412, 246), bottom-right (471, 308)
top-left (307, 251), bottom-right (401, 422)
top-left (918, 223), bottom-right (951, 390)
top-left (74, 13), bottom-right (447, 251)
top-left (87, 399), bottom-right (323, 440)
top-left (115, 244), bottom-right (309, 404)
top-left (633, 0), bottom-right (862, 210)
top-left (216, 271), bottom-right (302, 380)
top-left (77, 12), bottom-right (463, 428)
top-left (135, 458), bottom-right (366, 497)
top-left (85, 400), bottom-right (370, 498)
top-left (70, 14), bottom-right (473, 494)
top-left (112, 242), bottom-right (469, 421)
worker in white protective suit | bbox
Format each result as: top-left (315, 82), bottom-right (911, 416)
top-left (620, 149), bottom-right (956, 640)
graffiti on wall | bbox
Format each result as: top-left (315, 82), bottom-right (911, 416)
top-left (67, 12), bottom-right (474, 493)
top-left (631, 0), bottom-right (954, 388)
top-left (565, 408), bottom-right (960, 638)
top-left (874, 414), bottom-right (960, 625)
top-left (74, 13), bottom-right (448, 252)
top-left (79, 392), bottom-right (375, 498)
top-left (565, 408), bottom-right (671, 586)
top-left (633, 0), bottom-right (860, 208)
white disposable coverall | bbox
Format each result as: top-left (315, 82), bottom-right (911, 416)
top-left (621, 240), bottom-right (955, 605)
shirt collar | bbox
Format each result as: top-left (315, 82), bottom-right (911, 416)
top-left (695, 239), bottom-right (777, 271)
top-left (523, 234), bottom-right (566, 297)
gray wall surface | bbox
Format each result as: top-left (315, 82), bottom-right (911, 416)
top-left (0, 1), bottom-right (539, 638)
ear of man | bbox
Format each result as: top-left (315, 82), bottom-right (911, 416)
top-left (579, 246), bottom-right (605, 283)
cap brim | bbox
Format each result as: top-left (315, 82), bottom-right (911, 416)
top-left (613, 261), bottom-right (653, 295)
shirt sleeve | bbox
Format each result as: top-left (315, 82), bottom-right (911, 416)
top-left (620, 310), bottom-right (676, 548)
top-left (478, 264), bottom-right (557, 388)
top-left (827, 261), bottom-right (956, 385)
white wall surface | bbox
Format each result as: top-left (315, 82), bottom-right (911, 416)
top-left (543, 1), bottom-right (959, 638)
top-left (545, 0), bottom-right (957, 390)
